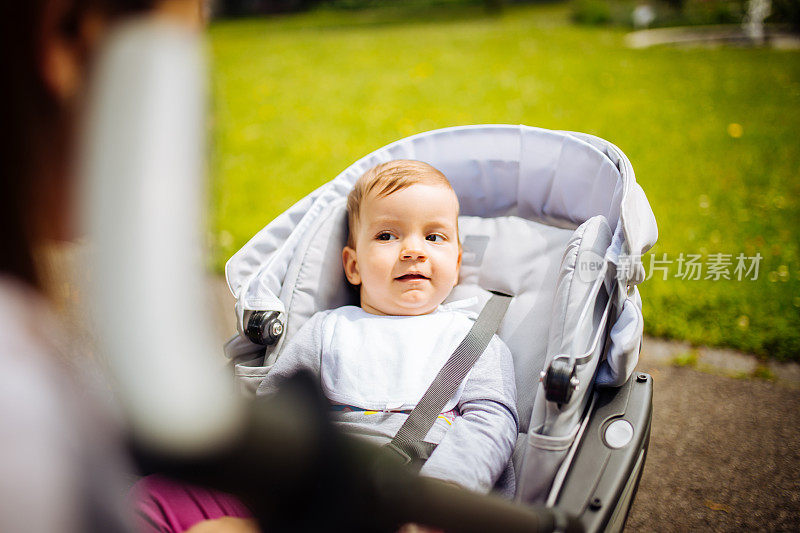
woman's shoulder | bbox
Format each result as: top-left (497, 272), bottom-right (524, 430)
top-left (0, 277), bottom-right (78, 450)
top-left (0, 277), bottom-right (64, 377)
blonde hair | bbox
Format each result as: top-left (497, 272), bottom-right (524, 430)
top-left (346, 160), bottom-right (456, 248)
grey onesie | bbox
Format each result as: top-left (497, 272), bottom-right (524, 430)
top-left (256, 308), bottom-right (519, 494)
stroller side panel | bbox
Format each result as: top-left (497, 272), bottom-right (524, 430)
top-left (552, 372), bottom-right (653, 532)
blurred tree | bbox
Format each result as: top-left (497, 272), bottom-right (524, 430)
top-left (213, 0), bottom-right (513, 17)
top-left (770, 0), bottom-right (800, 28)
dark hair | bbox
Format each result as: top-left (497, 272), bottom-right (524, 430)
top-left (0, 0), bottom-right (154, 287)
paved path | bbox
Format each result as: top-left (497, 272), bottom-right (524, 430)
top-left (625, 24), bottom-right (800, 50)
top-left (626, 342), bottom-right (800, 531)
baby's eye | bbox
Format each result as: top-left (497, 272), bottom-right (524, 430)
top-left (426, 234), bottom-right (445, 243)
top-left (376, 232), bottom-right (396, 241)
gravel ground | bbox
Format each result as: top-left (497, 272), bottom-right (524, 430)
top-left (626, 344), bottom-right (800, 532)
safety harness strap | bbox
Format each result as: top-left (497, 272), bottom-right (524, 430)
top-left (385, 292), bottom-right (512, 466)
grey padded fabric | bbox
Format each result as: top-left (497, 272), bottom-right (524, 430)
top-left (445, 216), bottom-right (576, 433)
top-left (277, 199), bottom-right (355, 353)
top-left (545, 215), bottom-right (613, 380)
top-left (516, 215), bottom-right (614, 504)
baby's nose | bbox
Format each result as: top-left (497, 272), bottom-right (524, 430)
top-left (400, 247), bottom-right (427, 261)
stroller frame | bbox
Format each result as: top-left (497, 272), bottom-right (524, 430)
top-left (224, 124), bottom-right (658, 532)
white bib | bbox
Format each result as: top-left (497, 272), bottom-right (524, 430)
top-left (320, 306), bottom-right (475, 412)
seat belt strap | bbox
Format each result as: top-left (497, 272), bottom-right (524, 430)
top-left (385, 291), bottom-right (512, 465)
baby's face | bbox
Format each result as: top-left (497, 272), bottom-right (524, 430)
top-left (342, 182), bottom-right (461, 316)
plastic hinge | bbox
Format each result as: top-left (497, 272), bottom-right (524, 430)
top-left (541, 356), bottom-right (580, 406)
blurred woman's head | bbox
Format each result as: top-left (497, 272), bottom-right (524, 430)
top-left (0, 0), bottom-right (156, 287)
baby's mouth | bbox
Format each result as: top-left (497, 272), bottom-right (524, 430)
top-left (395, 273), bottom-right (430, 282)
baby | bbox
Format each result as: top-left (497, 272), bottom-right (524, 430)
top-left (257, 160), bottom-right (518, 494)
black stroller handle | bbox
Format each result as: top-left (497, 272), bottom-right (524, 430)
top-left (134, 371), bottom-right (583, 533)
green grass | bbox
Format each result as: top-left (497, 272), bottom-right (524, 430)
top-left (207, 3), bottom-right (800, 360)
top-left (672, 350), bottom-right (699, 368)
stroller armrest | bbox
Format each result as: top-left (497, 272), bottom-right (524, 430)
top-left (552, 372), bottom-right (653, 533)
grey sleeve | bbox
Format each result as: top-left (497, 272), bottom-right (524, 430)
top-left (255, 311), bottom-right (328, 397)
top-left (418, 335), bottom-right (518, 493)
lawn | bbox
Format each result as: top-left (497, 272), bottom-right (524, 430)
top-left (207, 3), bottom-right (800, 361)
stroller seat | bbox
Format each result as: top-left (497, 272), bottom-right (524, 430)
top-left (224, 124), bottom-right (657, 531)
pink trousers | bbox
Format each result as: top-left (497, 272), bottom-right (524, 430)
top-left (130, 475), bottom-right (253, 532)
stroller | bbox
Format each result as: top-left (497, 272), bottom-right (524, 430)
top-left (223, 124), bottom-right (658, 532)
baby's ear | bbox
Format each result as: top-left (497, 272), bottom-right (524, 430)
top-left (342, 246), bottom-right (361, 286)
